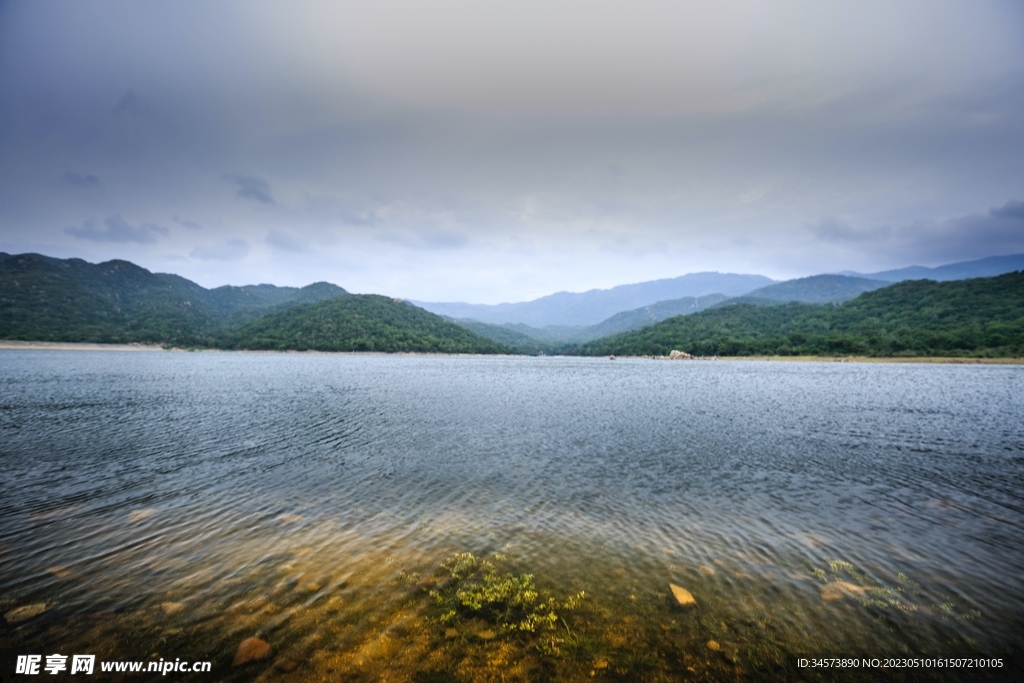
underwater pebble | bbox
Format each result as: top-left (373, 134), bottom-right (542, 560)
top-left (128, 508), bottom-right (156, 523)
top-left (4, 603), bottom-right (49, 625)
top-left (274, 658), bottom-right (300, 673)
top-left (161, 602), bottom-right (185, 615)
top-left (669, 583), bottom-right (696, 608)
top-left (706, 640), bottom-right (721, 651)
top-left (232, 637), bottom-right (272, 667)
top-left (699, 565), bottom-right (716, 576)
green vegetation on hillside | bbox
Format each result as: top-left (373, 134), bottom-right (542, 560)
top-left (224, 295), bottom-right (509, 353)
top-left (1, 253), bottom-right (508, 354)
top-left (575, 271), bottom-right (1024, 358)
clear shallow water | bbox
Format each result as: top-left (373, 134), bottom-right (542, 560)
top-left (1, 351), bottom-right (1023, 681)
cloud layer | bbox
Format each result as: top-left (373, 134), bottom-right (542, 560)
top-left (1, 1), bottom-right (1022, 301)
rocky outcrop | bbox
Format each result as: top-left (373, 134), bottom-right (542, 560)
top-left (668, 350), bottom-right (693, 360)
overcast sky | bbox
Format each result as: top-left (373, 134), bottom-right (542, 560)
top-left (1, 1), bottom-right (1023, 303)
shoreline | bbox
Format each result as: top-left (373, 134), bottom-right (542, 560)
top-left (0, 340), bottom-right (166, 352)
top-left (3, 340), bottom-right (1022, 364)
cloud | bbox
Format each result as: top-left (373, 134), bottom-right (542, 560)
top-left (224, 174), bottom-right (274, 204)
top-left (65, 214), bottom-right (169, 244)
top-left (265, 229), bottom-right (309, 253)
top-left (61, 171), bottom-right (100, 188)
top-left (990, 199), bottom-right (1024, 221)
top-left (189, 238), bottom-right (250, 261)
top-left (808, 217), bottom-right (892, 243)
top-left (374, 228), bottom-right (469, 250)
top-left (808, 199), bottom-right (1024, 266)
top-left (112, 89), bottom-right (150, 117)
top-left (172, 214), bottom-right (202, 229)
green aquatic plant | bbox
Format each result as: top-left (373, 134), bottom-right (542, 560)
top-left (613, 649), bottom-right (662, 680)
top-left (429, 553), bottom-right (585, 636)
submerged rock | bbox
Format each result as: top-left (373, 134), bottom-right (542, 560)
top-left (4, 603), bottom-right (49, 625)
top-left (128, 508), bottom-right (156, 523)
top-left (232, 637), bottom-right (272, 667)
top-left (161, 602), bottom-right (185, 615)
top-left (274, 658), bottom-right (300, 673)
top-left (820, 581), bottom-right (867, 601)
top-left (669, 583), bottom-right (696, 608)
top-left (706, 640), bottom-right (721, 651)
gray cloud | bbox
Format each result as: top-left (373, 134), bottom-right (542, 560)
top-left (173, 214), bottom-right (202, 230)
top-left (224, 174), bottom-right (274, 204)
top-left (112, 90), bottom-right (153, 118)
top-left (61, 171), bottom-right (100, 188)
top-left (1, 2), bottom-right (1022, 300)
top-left (189, 238), bottom-right (250, 261)
top-left (990, 199), bottom-right (1024, 221)
top-left (809, 218), bottom-right (892, 243)
top-left (375, 228), bottom-right (469, 250)
top-left (265, 230), bottom-right (309, 253)
top-left (65, 214), bottom-right (169, 244)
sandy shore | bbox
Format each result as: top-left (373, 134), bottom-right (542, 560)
top-left (724, 355), bottom-right (1024, 364)
top-left (0, 341), bottom-right (165, 352)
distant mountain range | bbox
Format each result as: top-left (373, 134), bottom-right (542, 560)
top-left (412, 272), bottom-right (774, 326)
top-left (416, 254), bottom-right (1024, 328)
top-left (447, 294), bottom-right (730, 348)
top-left (713, 274), bottom-right (889, 308)
top-left (3, 251), bottom-right (1022, 356)
top-left (578, 271), bottom-right (1024, 358)
top-left (849, 253), bottom-right (1024, 282)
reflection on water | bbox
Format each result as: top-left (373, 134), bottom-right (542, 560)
top-left (1, 352), bottom-right (1022, 681)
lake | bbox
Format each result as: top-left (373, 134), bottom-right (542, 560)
top-left (1, 351), bottom-right (1022, 681)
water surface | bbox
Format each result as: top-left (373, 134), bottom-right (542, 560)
top-left (2, 352), bottom-right (1022, 681)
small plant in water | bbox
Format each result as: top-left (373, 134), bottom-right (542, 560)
top-left (429, 552), bottom-right (585, 638)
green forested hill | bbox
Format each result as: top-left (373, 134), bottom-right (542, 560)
top-left (575, 271), bottom-right (1024, 357)
top-left (1, 253), bottom-right (222, 344)
top-left (1, 253), bottom-right (507, 354)
top-left (225, 295), bottom-right (509, 353)
top-left (0, 253), bottom-right (349, 345)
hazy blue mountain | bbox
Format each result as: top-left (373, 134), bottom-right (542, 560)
top-left (850, 253), bottom-right (1024, 282)
top-left (739, 274), bottom-right (889, 304)
top-left (412, 272), bottom-right (774, 326)
top-left (446, 294), bottom-right (729, 349)
top-left (576, 271), bottom-right (1024, 358)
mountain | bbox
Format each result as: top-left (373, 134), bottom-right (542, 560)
top-left (412, 272), bottom-right (774, 327)
top-left (225, 296), bottom-right (509, 354)
top-left (853, 253), bottom-right (1024, 282)
top-left (729, 274), bottom-right (889, 304)
top-left (445, 294), bottom-right (729, 350)
top-left (575, 271), bottom-right (1024, 358)
top-left (1, 252), bottom-right (507, 354)
top-left (0, 252), bottom-right (345, 344)
top-left (2, 253), bottom-right (225, 344)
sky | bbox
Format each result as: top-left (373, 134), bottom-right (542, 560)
top-left (1, 0), bottom-right (1023, 303)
